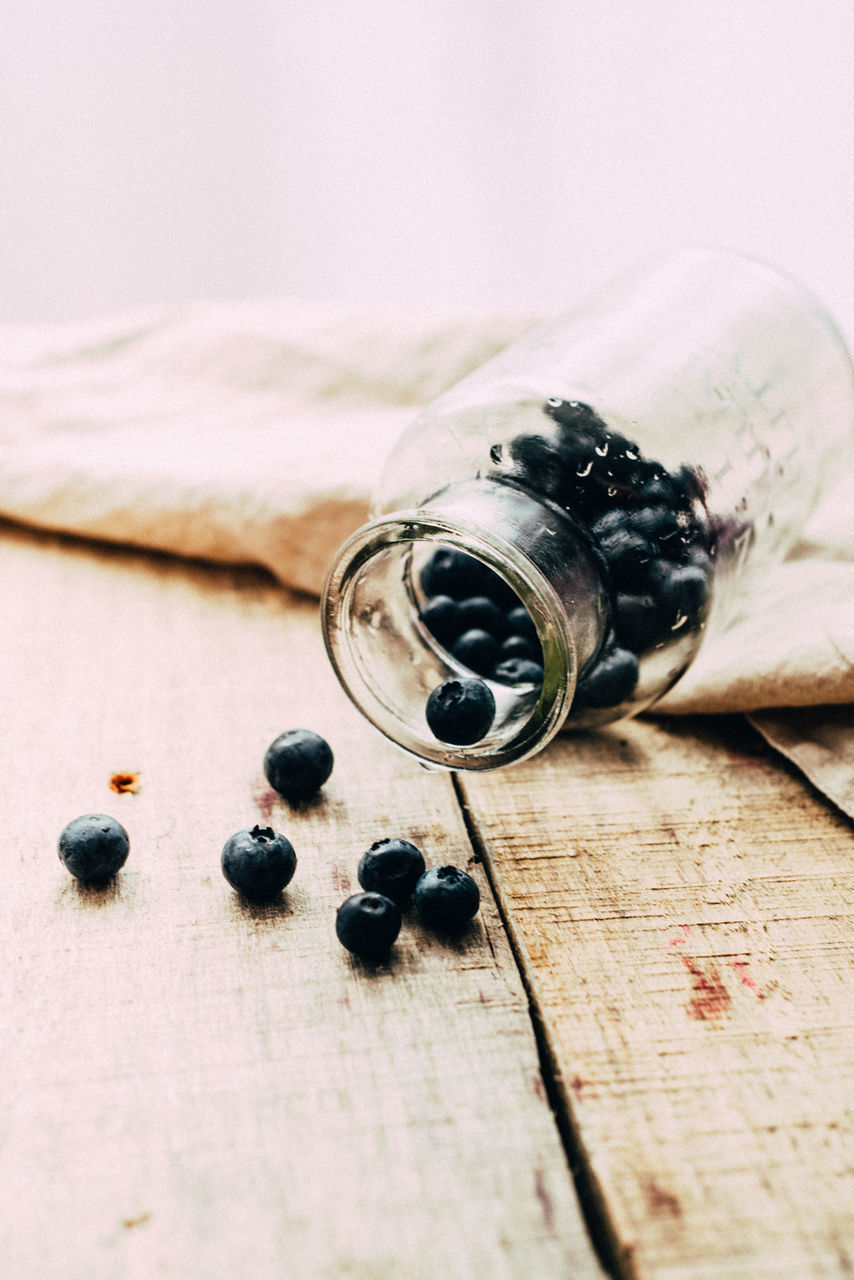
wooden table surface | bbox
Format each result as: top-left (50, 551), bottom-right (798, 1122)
top-left (2, 522), bottom-right (852, 1280)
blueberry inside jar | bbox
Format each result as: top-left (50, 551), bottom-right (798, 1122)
top-left (322, 249), bottom-right (854, 770)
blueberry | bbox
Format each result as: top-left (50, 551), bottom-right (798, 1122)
top-left (221, 825), bottom-right (297, 901)
top-left (419, 594), bottom-right (460, 645)
top-left (58, 813), bottom-right (130, 882)
top-left (357, 838), bottom-right (426, 906)
top-left (590, 508), bottom-right (631, 542)
top-left (573, 645), bottom-right (639, 710)
top-left (475, 563), bottom-right (519, 610)
top-left (335, 891), bottom-right (401, 959)
top-left (613, 592), bottom-right (662, 653)
top-left (420, 548), bottom-right (485, 600)
top-left (510, 432), bottom-right (560, 481)
top-left (426, 677), bottom-right (496, 746)
top-left (263, 729), bottom-right (333, 802)
top-left (421, 548), bottom-right (518, 610)
top-left (493, 657), bottom-right (544, 685)
top-left (647, 562), bottom-right (710, 626)
top-left (543, 398), bottom-right (605, 435)
top-left (640, 470), bottom-right (679, 506)
top-left (456, 595), bottom-right (504, 637)
top-left (504, 605), bottom-right (538, 642)
top-left (451, 628), bottom-right (500, 676)
top-left (499, 633), bottom-right (539, 662)
top-left (597, 527), bottom-right (654, 587)
top-left (631, 504), bottom-right (682, 549)
top-left (414, 865), bottom-right (480, 932)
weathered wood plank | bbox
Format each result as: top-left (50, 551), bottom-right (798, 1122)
top-left (460, 715), bottom-right (854, 1280)
top-left (0, 525), bottom-right (603, 1280)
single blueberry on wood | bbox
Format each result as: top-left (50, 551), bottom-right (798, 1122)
top-left (58, 813), bottom-right (130, 882)
top-left (221, 825), bottom-right (297, 901)
top-left (336, 891), bottom-right (402, 959)
top-left (414, 865), bottom-right (480, 932)
top-left (263, 728), bottom-right (333, 802)
top-left (426, 677), bottom-right (496, 746)
top-left (357, 838), bottom-right (426, 906)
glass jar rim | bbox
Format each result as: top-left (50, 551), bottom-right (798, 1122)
top-left (321, 499), bottom-right (580, 770)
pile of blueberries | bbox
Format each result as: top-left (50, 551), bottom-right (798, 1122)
top-left (57, 728), bottom-right (479, 962)
top-left (420, 398), bottom-right (716, 745)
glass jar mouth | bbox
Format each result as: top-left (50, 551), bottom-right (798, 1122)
top-left (321, 504), bottom-right (579, 771)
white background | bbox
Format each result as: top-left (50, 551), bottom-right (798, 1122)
top-left (2, 1), bottom-right (854, 326)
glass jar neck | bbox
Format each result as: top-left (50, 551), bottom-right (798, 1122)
top-left (321, 478), bottom-right (608, 770)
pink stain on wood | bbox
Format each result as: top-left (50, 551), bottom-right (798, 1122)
top-left (730, 956), bottom-right (764, 997)
top-left (331, 865), bottom-right (352, 897)
top-left (644, 1178), bottom-right (682, 1218)
top-left (251, 778), bottom-right (277, 824)
top-left (667, 925), bottom-right (692, 948)
top-left (681, 954), bottom-right (731, 1022)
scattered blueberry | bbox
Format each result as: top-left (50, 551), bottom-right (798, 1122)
top-left (414, 865), bottom-right (480, 932)
top-left (58, 813), bottom-right (130, 882)
top-left (357, 838), bottom-right (426, 906)
top-left (221, 824), bottom-right (297, 902)
top-left (263, 728), bottom-right (333, 802)
top-left (451, 628), bottom-right (500, 676)
top-left (336, 891), bottom-right (402, 959)
top-left (426, 677), bottom-right (496, 746)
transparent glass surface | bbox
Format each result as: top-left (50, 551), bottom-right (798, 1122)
top-left (323, 248), bottom-right (854, 768)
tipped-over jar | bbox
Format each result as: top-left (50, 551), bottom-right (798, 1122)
top-left (322, 248), bottom-right (854, 771)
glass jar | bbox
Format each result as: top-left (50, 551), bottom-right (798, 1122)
top-left (321, 248), bottom-right (854, 771)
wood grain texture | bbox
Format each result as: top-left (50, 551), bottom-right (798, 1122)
top-left (0, 525), bottom-right (603, 1280)
top-left (460, 716), bottom-right (854, 1280)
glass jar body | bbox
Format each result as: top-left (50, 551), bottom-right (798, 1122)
top-left (322, 248), bottom-right (854, 771)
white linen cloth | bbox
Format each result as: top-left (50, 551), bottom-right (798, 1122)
top-left (1, 299), bottom-right (852, 813)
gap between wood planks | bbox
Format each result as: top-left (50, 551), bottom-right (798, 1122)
top-left (451, 773), bottom-right (633, 1280)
